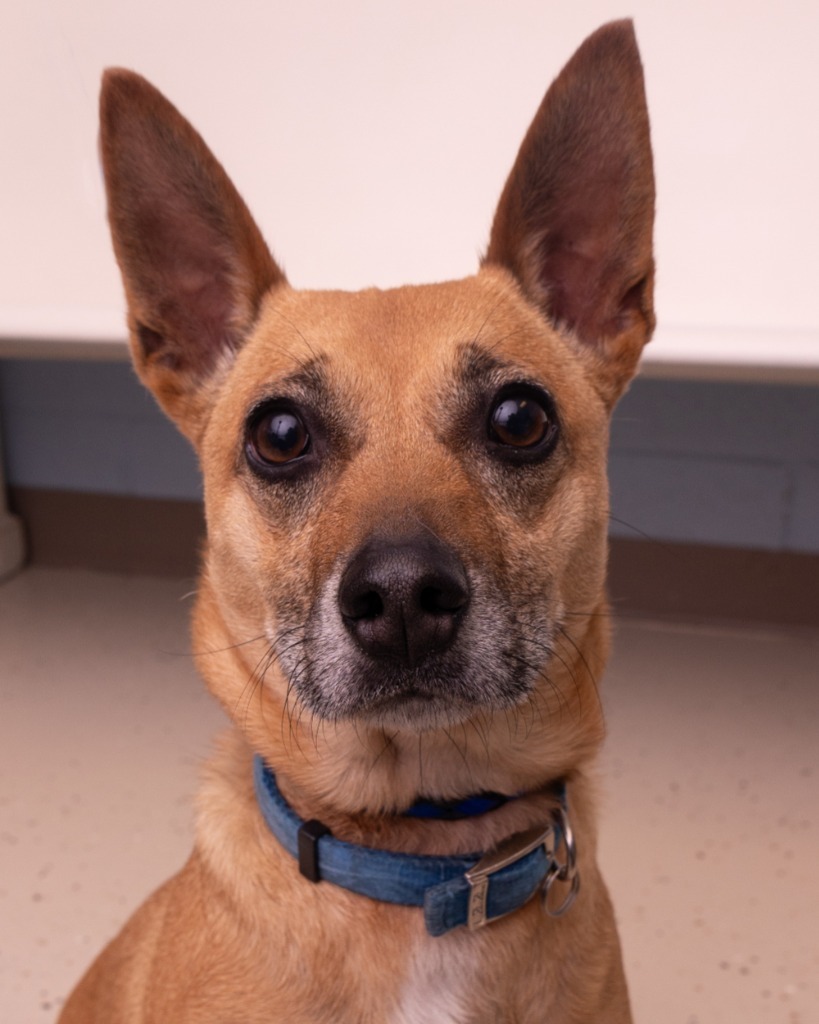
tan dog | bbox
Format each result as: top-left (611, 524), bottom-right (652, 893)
top-left (60, 19), bottom-right (654, 1023)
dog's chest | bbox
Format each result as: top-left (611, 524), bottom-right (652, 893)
top-left (390, 938), bottom-right (477, 1024)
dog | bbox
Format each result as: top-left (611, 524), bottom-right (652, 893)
top-left (59, 19), bottom-right (654, 1023)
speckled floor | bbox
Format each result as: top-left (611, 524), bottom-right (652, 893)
top-left (1, 567), bottom-right (816, 1023)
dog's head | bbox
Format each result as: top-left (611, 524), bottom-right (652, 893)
top-left (100, 21), bottom-right (654, 804)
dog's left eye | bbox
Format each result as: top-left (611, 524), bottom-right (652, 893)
top-left (488, 390), bottom-right (558, 453)
top-left (247, 407), bottom-right (310, 467)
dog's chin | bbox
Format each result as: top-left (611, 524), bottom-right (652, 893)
top-left (292, 683), bottom-right (479, 734)
top-left (294, 670), bottom-right (534, 735)
top-left (355, 692), bottom-right (477, 733)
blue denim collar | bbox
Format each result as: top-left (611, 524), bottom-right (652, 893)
top-left (253, 754), bottom-right (578, 936)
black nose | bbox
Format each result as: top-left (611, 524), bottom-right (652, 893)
top-left (338, 533), bottom-right (470, 667)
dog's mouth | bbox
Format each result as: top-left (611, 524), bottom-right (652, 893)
top-left (272, 621), bottom-right (547, 733)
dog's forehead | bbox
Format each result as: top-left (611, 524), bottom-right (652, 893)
top-left (239, 268), bottom-right (582, 399)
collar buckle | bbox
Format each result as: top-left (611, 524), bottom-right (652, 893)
top-left (464, 824), bottom-right (556, 930)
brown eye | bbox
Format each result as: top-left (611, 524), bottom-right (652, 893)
top-left (489, 394), bottom-right (552, 449)
top-left (249, 409), bottom-right (310, 465)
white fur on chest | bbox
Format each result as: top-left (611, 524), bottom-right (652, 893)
top-left (390, 938), bottom-right (477, 1024)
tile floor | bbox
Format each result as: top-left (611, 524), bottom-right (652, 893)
top-left (1, 567), bottom-right (816, 1023)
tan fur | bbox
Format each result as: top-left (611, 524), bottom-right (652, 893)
top-left (61, 20), bottom-right (654, 1023)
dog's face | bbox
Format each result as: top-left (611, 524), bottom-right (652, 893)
top-left (100, 21), bottom-right (654, 801)
top-left (201, 273), bottom-right (613, 736)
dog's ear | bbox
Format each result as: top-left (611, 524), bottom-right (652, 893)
top-left (484, 20), bottom-right (655, 403)
top-left (100, 70), bottom-right (285, 440)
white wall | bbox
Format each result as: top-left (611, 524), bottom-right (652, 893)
top-left (2, 1), bottom-right (817, 373)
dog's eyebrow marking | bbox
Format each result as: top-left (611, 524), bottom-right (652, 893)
top-left (279, 355), bottom-right (331, 393)
top-left (455, 342), bottom-right (520, 390)
top-left (248, 355), bottom-right (333, 410)
top-left (455, 340), bottom-right (557, 400)
top-left (458, 342), bottom-right (506, 373)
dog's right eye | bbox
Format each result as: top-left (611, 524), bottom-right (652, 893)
top-left (246, 407), bottom-right (311, 468)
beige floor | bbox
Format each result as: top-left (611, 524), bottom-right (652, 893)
top-left (1, 567), bottom-right (817, 1023)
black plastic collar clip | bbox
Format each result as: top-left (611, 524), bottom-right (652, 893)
top-left (297, 819), bottom-right (331, 883)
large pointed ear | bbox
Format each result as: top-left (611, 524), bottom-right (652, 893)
top-left (100, 70), bottom-right (285, 440)
top-left (484, 20), bottom-right (655, 403)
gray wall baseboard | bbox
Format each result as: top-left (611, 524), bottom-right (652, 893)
top-left (9, 487), bottom-right (204, 579)
top-left (607, 537), bottom-right (818, 629)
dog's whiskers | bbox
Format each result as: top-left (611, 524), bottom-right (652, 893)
top-left (561, 608), bottom-right (615, 622)
top-left (442, 725), bottom-right (475, 790)
top-left (232, 642), bottom-right (277, 723)
top-left (362, 730), bottom-right (399, 789)
top-left (518, 631), bottom-right (583, 722)
top-left (607, 513), bottom-right (655, 541)
top-left (554, 624), bottom-right (604, 720)
top-left (465, 709), bottom-right (492, 768)
top-left (190, 633), bottom-right (269, 658)
top-left (416, 734), bottom-right (425, 793)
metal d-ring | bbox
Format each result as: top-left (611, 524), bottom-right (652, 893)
top-left (542, 862), bottom-right (581, 917)
top-left (541, 804), bottom-right (580, 918)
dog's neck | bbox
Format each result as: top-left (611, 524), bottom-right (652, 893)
top-left (267, 751), bottom-right (573, 861)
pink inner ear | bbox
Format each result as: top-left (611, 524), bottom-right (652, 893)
top-left (532, 148), bottom-right (650, 344)
top-left (130, 184), bottom-right (249, 362)
top-left (131, 232), bottom-right (244, 375)
top-left (101, 69), bottom-right (283, 390)
top-left (538, 206), bottom-right (644, 343)
top-left (484, 21), bottom-right (655, 362)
